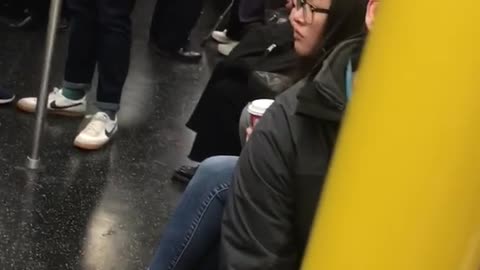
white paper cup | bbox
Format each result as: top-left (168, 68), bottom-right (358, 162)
top-left (247, 99), bottom-right (275, 127)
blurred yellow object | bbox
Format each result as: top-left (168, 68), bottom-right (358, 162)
top-left (301, 1), bottom-right (480, 270)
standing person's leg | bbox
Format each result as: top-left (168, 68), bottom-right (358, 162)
top-left (213, 0), bottom-right (265, 51)
top-left (213, 0), bottom-right (241, 56)
top-left (172, 61), bottom-right (249, 184)
top-left (17, 0), bottom-right (95, 115)
top-left (149, 156), bottom-right (238, 270)
top-left (95, 0), bottom-right (135, 113)
top-left (238, 0), bottom-right (265, 24)
top-left (215, 0), bottom-right (265, 56)
top-left (73, 0), bottom-right (135, 150)
top-left (224, 0), bottom-right (242, 41)
top-left (149, 0), bottom-right (203, 62)
top-left (63, 0), bottom-right (97, 99)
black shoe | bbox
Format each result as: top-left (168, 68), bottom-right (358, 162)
top-left (0, 6), bottom-right (29, 26)
top-left (0, 87), bottom-right (15, 104)
top-left (6, 13), bottom-right (66, 31)
top-left (150, 41), bottom-right (202, 63)
top-left (0, 12), bottom-right (33, 29)
top-left (8, 15), bottom-right (33, 28)
top-left (171, 165), bottom-right (199, 184)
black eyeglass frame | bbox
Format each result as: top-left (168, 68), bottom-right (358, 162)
top-left (296, 0), bottom-right (330, 24)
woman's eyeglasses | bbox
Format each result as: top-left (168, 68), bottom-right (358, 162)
top-left (295, 0), bottom-right (330, 24)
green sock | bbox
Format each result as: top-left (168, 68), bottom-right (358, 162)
top-left (62, 87), bottom-right (86, 100)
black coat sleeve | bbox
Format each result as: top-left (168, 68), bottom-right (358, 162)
top-left (220, 102), bottom-right (299, 270)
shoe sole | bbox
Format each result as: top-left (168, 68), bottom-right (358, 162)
top-left (74, 125), bottom-right (117, 151)
top-left (149, 42), bottom-right (202, 64)
top-left (211, 34), bottom-right (230, 44)
top-left (73, 140), bottom-right (107, 151)
top-left (17, 102), bottom-right (85, 117)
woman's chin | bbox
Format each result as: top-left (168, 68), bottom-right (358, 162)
top-left (294, 44), bottom-right (312, 58)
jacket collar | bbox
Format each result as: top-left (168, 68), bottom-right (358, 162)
top-left (296, 37), bottom-right (365, 122)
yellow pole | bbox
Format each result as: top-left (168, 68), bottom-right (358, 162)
top-left (301, 1), bottom-right (480, 270)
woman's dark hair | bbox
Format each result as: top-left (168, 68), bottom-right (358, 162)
top-left (295, 0), bottom-right (368, 77)
top-left (319, 0), bottom-right (369, 54)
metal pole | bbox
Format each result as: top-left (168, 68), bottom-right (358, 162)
top-left (26, 0), bottom-right (63, 169)
top-left (201, 1), bottom-right (233, 47)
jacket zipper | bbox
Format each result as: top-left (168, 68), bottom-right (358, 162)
top-left (254, 43), bottom-right (278, 67)
top-left (265, 44), bottom-right (278, 55)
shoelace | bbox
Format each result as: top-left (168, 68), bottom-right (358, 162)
top-left (53, 87), bottom-right (62, 94)
top-left (50, 87), bottom-right (63, 100)
top-left (83, 114), bottom-right (108, 136)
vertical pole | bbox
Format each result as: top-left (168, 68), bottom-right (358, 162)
top-left (201, 0), bottom-right (234, 46)
top-left (301, 0), bottom-right (480, 270)
top-left (26, 0), bottom-right (63, 169)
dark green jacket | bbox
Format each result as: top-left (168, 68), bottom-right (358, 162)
top-left (221, 37), bottom-right (365, 270)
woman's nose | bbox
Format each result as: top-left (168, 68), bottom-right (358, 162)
top-left (290, 7), bottom-right (305, 24)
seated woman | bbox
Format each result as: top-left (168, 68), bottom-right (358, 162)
top-left (148, 0), bottom-right (371, 269)
top-left (221, 1), bottom-right (378, 268)
top-left (173, 0), bottom-right (369, 184)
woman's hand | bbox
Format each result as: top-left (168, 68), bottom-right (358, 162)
top-left (246, 127), bottom-right (254, 142)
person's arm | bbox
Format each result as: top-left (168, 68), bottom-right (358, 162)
top-left (220, 103), bottom-right (299, 270)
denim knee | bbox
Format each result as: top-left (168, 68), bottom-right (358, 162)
top-left (190, 156), bottom-right (239, 186)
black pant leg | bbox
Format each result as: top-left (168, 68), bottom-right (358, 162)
top-left (64, 0), bottom-right (97, 86)
top-left (149, 0), bottom-right (205, 50)
top-left (226, 0), bottom-right (266, 40)
top-left (225, 0), bottom-right (243, 40)
top-left (238, 0), bottom-right (265, 23)
top-left (95, 0), bottom-right (136, 110)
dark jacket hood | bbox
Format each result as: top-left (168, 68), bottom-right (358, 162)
top-left (318, 0), bottom-right (368, 56)
top-left (296, 37), bottom-right (365, 121)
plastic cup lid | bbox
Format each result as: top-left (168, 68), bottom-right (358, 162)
top-left (248, 99), bottom-right (275, 116)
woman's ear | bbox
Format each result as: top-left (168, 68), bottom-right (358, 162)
top-left (365, 0), bottom-right (378, 31)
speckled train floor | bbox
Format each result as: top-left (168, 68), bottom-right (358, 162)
top-left (0, 0), bottom-right (226, 268)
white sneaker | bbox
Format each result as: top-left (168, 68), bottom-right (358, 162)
top-left (212, 29), bottom-right (235, 44)
top-left (218, 41), bottom-right (240, 56)
top-left (17, 87), bottom-right (87, 116)
top-left (74, 112), bottom-right (118, 150)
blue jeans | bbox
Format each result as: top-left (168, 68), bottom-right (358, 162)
top-left (149, 156), bottom-right (239, 270)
